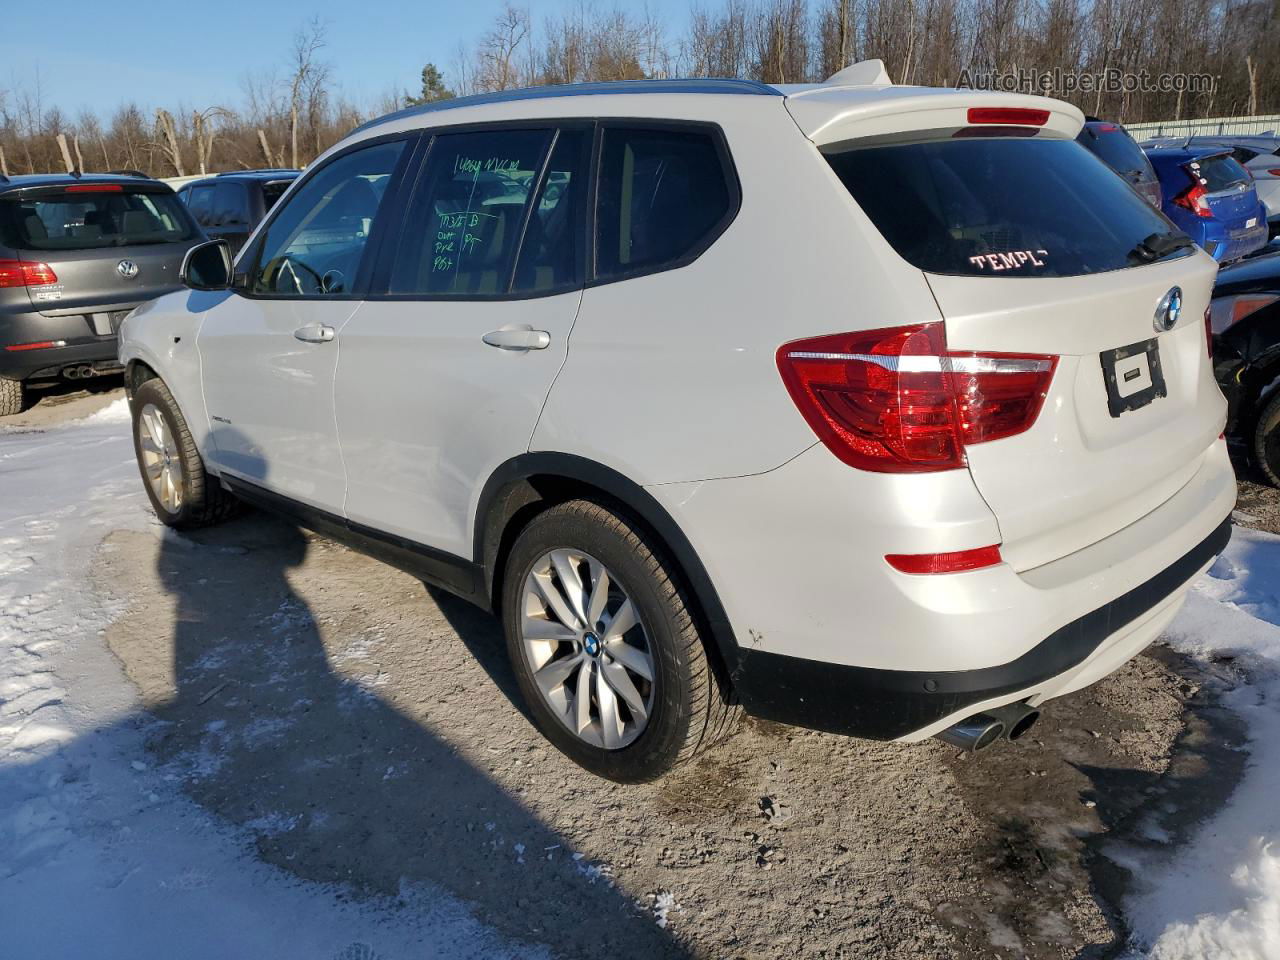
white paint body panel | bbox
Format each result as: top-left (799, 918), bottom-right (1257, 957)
top-left (198, 296), bottom-right (358, 512)
top-left (335, 292), bottom-right (581, 557)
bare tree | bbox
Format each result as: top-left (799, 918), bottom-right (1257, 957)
top-left (287, 18), bottom-right (329, 168)
top-left (477, 3), bottom-right (531, 91)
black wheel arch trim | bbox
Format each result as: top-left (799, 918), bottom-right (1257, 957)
top-left (473, 452), bottom-right (744, 674)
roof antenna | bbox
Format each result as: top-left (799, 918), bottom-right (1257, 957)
top-left (824, 59), bottom-right (893, 87)
top-left (70, 167), bottom-right (82, 178)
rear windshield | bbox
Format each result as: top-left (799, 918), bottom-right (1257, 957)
top-left (1192, 154), bottom-right (1250, 193)
top-left (1077, 126), bottom-right (1151, 178)
top-left (0, 188), bottom-right (197, 250)
top-left (825, 136), bottom-right (1180, 277)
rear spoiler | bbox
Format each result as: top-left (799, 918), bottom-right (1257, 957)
top-left (782, 65), bottom-right (1084, 147)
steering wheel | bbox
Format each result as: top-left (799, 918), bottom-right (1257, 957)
top-left (273, 256), bottom-right (325, 294)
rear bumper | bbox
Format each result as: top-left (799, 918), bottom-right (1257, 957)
top-left (732, 518), bottom-right (1230, 740)
top-left (0, 309), bottom-right (124, 380)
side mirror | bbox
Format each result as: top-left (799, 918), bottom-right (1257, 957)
top-left (180, 239), bottom-right (232, 291)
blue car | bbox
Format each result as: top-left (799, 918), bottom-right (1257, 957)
top-left (1144, 146), bottom-right (1269, 262)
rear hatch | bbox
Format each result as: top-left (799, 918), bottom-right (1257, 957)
top-left (819, 119), bottom-right (1223, 571)
top-left (1192, 153), bottom-right (1261, 226)
top-left (0, 180), bottom-right (200, 329)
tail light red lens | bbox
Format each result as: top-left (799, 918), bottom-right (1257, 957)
top-left (776, 323), bottom-right (1057, 473)
top-left (966, 107), bottom-right (1050, 126)
top-left (886, 545), bottom-right (1003, 574)
top-left (1172, 182), bottom-right (1214, 218)
top-left (0, 259), bottom-right (58, 288)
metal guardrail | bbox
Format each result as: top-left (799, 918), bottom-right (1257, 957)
top-left (1125, 114), bottom-right (1280, 138)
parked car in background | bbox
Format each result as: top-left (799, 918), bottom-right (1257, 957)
top-left (1146, 135), bottom-right (1280, 238)
top-left (1077, 119), bottom-right (1161, 207)
top-left (176, 170), bottom-right (299, 256)
top-left (0, 173), bottom-right (204, 416)
top-left (1143, 146), bottom-right (1269, 262)
top-left (1210, 250), bottom-right (1280, 485)
top-left (120, 76), bottom-right (1233, 782)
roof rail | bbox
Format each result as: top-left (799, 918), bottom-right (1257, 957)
top-left (218, 168), bottom-right (298, 176)
top-left (351, 78), bottom-right (780, 136)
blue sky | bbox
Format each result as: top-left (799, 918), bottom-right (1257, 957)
top-left (1, 0), bottom-right (690, 118)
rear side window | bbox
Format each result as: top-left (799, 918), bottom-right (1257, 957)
top-left (212, 182), bottom-right (250, 226)
top-left (1077, 126), bottom-right (1151, 178)
top-left (1194, 154), bottom-right (1249, 192)
top-left (826, 136), bottom-right (1179, 278)
top-left (0, 187), bottom-right (197, 250)
top-left (262, 180), bottom-right (293, 213)
top-left (595, 126), bottom-right (733, 281)
top-left (389, 128), bottom-right (552, 296)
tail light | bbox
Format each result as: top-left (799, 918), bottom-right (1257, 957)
top-left (1172, 182), bottom-right (1214, 218)
top-left (1208, 294), bottom-right (1279, 335)
top-left (0, 259), bottom-right (58, 288)
top-left (1267, 169), bottom-right (1280, 177)
top-left (776, 323), bottom-right (1057, 473)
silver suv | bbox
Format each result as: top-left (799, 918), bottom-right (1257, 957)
top-left (0, 173), bottom-right (204, 415)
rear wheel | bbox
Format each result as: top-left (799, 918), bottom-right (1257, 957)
top-left (1255, 392), bottom-right (1280, 488)
top-left (502, 499), bottom-right (739, 782)
top-left (0, 377), bottom-right (26, 417)
top-left (131, 378), bottom-right (239, 528)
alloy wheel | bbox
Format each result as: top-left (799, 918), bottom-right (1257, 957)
top-left (137, 403), bottom-right (184, 513)
top-left (519, 549), bottom-right (656, 749)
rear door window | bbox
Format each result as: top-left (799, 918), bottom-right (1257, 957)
top-left (0, 187), bottom-right (197, 250)
top-left (825, 136), bottom-right (1180, 277)
top-left (1194, 154), bottom-right (1250, 192)
top-left (388, 128), bottom-right (552, 296)
top-left (595, 126), bottom-right (734, 281)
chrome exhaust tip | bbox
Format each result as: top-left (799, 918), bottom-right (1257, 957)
top-left (935, 714), bottom-right (1005, 752)
top-left (987, 702), bottom-right (1041, 741)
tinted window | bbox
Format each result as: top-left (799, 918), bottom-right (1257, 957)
top-left (187, 184), bottom-right (214, 225)
top-left (0, 187), bottom-right (197, 250)
top-left (250, 139), bottom-right (405, 297)
top-left (212, 182), bottom-right (250, 226)
top-left (596, 127), bottom-right (732, 280)
top-left (825, 137), bottom-right (1180, 278)
top-left (389, 129), bottom-right (551, 296)
top-left (262, 179), bottom-right (293, 214)
top-left (1077, 126), bottom-right (1151, 178)
top-left (512, 129), bottom-right (588, 294)
top-left (1195, 154), bottom-right (1250, 192)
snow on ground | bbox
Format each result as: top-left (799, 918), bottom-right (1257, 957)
top-left (1120, 526), bottom-right (1280, 960)
top-left (0, 400), bottom-right (548, 960)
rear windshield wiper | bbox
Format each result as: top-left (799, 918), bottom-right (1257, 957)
top-left (1128, 231), bottom-right (1194, 264)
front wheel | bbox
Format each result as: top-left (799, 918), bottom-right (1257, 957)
top-left (131, 378), bottom-right (239, 528)
top-left (502, 499), bottom-right (739, 782)
top-left (1255, 391), bottom-right (1280, 488)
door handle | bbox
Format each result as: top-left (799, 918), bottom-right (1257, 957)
top-left (294, 323), bottom-right (335, 343)
top-left (482, 326), bottom-right (551, 351)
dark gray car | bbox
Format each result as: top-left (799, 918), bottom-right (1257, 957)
top-left (176, 169), bottom-right (299, 257)
top-left (0, 173), bottom-right (204, 415)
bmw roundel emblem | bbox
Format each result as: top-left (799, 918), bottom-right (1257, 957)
top-left (117, 259), bottom-right (139, 280)
top-left (1155, 287), bottom-right (1182, 332)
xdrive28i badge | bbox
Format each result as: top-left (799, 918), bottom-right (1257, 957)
top-left (1154, 287), bottom-right (1182, 332)
top-left (117, 260), bottom-right (139, 280)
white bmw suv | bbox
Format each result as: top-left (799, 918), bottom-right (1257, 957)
top-left (120, 67), bottom-right (1235, 782)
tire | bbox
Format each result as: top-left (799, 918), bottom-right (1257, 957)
top-left (1255, 391), bottom-right (1280, 488)
top-left (502, 499), bottom-right (739, 782)
top-left (0, 377), bottom-right (26, 417)
top-left (131, 378), bottom-right (239, 529)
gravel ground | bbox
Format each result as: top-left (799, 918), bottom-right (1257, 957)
top-left (13, 384), bottom-right (1261, 959)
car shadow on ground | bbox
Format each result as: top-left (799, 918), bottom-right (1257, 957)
top-left (134, 514), bottom-right (692, 960)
